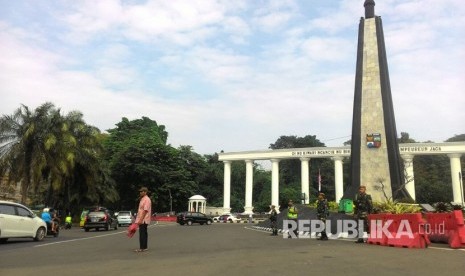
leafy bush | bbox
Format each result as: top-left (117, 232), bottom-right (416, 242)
top-left (433, 202), bottom-right (464, 212)
top-left (372, 200), bottom-right (422, 214)
top-left (433, 202), bottom-right (452, 213)
top-left (328, 201), bottom-right (339, 212)
top-left (308, 200), bottom-right (338, 212)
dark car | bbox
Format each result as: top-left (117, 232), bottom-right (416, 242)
top-left (177, 212), bottom-right (213, 226)
top-left (83, 208), bottom-right (118, 232)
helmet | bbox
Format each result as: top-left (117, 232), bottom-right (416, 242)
top-left (43, 208), bottom-right (50, 212)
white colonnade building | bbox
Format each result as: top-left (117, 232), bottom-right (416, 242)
top-left (218, 142), bottom-right (465, 214)
top-left (188, 195), bottom-right (207, 214)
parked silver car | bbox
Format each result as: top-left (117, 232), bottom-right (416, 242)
top-left (0, 200), bottom-right (47, 243)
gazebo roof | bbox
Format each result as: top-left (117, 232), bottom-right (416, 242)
top-left (189, 195), bottom-right (206, 200)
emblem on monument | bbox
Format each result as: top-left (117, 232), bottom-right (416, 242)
top-left (366, 133), bottom-right (381, 148)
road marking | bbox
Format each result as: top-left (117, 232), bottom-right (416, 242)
top-left (429, 246), bottom-right (465, 251)
top-left (244, 226), bottom-right (269, 233)
top-left (34, 224), bottom-right (164, 248)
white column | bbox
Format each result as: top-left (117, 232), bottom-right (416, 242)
top-left (244, 160), bottom-right (254, 214)
top-left (201, 201), bottom-right (205, 213)
top-left (333, 156), bottom-right (344, 202)
top-left (402, 154), bottom-right (416, 201)
top-left (300, 158), bottom-right (310, 204)
top-left (271, 159), bottom-right (280, 211)
top-left (448, 154), bottom-right (464, 205)
top-left (223, 161), bottom-right (232, 214)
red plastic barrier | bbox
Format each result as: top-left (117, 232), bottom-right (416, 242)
top-left (425, 210), bottom-right (465, 249)
top-left (367, 214), bottom-right (388, 246)
top-left (425, 212), bottom-right (453, 244)
top-left (373, 213), bottom-right (430, 249)
top-left (450, 210), bottom-right (465, 248)
top-left (152, 216), bottom-right (177, 222)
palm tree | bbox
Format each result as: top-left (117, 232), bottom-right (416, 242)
top-left (1, 102), bottom-right (119, 212)
top-left (60, 111), bottom-right (118, 210)
top-left (0, 103), bottom-right (56, 203)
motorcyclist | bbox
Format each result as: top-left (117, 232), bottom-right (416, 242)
top-left (51, 209), bottom-right (61, 229)
top-left (65, 213), bottom-right (72, 229)
top-left (41, 208), bottom-right (57, 233)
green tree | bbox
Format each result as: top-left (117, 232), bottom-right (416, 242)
top-left (0, 103), bottom-right (57, 203)
top-left (252, 167), bottom-right (271, 212)
top-left (399, 132), bottom-right (416, 143)
top-left (197, 153), bottom-right (224, 207)
top-left (0, 103), bottom-right (113, 214)
top-left (414, 155), bottom-right (452, 203)
top-left (407, 133), bottom-right (464, 204)
top-left (52, 111), bottom-right (117, 210)
top-left (104, 117), bottom-right (197, 212)
top-left (269, 135), bottom-right (337, 202)
top-left (446, 134), bottom-right (465, 142)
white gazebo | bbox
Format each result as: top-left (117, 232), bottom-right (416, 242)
top-left (188, 195), bottom-right (207, 214)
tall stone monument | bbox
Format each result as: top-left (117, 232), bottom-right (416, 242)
top-left (344, 0), bottom-right (411, 202)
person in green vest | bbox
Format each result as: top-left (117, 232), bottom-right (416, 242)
top-left (65, 213), bottom-right (72, 229)
top-left (287, 200), bottom-right (298, 238)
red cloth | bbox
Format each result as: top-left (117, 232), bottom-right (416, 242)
top-left (127, 223), bottom-right (138, 238)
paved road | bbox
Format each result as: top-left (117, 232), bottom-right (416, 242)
top-left (1, 223), bottom-right (464, 275)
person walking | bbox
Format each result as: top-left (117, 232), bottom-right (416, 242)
top-left (316, 193), bottom-right (329, 240)
top-left (287, 200), bottom-right (298, 238)
top-left (134, 186), bottom-right (152, 252)
top-left (354, 185), bottom-right (372, 243)
top-left (269, 205), bottom-right (278, 236)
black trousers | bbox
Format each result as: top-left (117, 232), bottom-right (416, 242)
top-left (270, 220), bottom-right (278, 235)
top-left (139, 223), bottom-right (148, 249)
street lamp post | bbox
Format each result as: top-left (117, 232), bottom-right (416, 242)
top-left (168, 189), bottom-right (173, 215)
top-left (459, 172), bottom-right (464, 207)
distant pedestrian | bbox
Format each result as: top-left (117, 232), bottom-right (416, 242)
top-left (354, 185), bottom-right (372, 243)
top-left (287, 200), bottom-right (298, 238)
top-left (269, 205), bottom-right (278, 236)
top-left (134, 187), bottom-right (152, 252)
top-left (316, 193), bottom-right (329, 240)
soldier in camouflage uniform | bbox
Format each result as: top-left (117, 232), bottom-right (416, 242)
top-left (354, 185), bottom-right (373, 243)
top-left (316, 193), bottom-right (329, 240)
top-left (269, 205), bottom-right (278, 236)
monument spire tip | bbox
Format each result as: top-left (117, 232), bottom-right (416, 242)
top-left (364, 0), bottom-right (375, 18)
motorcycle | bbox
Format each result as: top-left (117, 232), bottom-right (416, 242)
top-left (46, 219), bottom-right (60, 237)
top-left (46, 209), bottom-right (61, 237)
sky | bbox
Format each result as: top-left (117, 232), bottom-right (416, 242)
top-left (1, 0), bottom-right (464, 155)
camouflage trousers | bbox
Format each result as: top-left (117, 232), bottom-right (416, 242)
top-left (355, 213), bottom-right (370, 234)
top-left (318, 217), bottom-right (328, 238)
